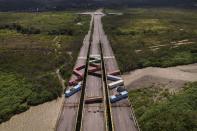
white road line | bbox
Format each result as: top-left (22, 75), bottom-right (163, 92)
top-left (78, 57), bottom-right (87, 59)
top-left (90, 54), bottom-right (101, 57)
top-left (104, 56), bottom-right (115, 59)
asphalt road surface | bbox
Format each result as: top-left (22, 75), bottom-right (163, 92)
top-left (81, 13), bottom-right (106, 131)
top-left (56, 11), bottom-right (138, 131)
top-left (56, 14), bottom-right (93, 131)
top-left (97, 13), bottom-right (138, 131)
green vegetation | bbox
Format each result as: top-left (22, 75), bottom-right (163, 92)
top-left (129, 82), bottom-right (197, 131)
top-left (0, 0), bottom-right (196, 11)
top-left (103, 8), bottom-right (197, 72)
top-left (0, 12), bottom-right (90, 123)
top-left (104, 8), bottom-right (197, 130)
top-left (0, 12), bottom-right (89, 35)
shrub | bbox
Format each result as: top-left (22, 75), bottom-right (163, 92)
top-left (129, 82), bottom-right (197, 131)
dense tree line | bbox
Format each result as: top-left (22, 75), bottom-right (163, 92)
top-left (0, 12), bottom-right (90, 123)
top-left (0, 23), bottom-right (40, 34)
top-left (0, 23), bottom-right (81, 35)
top-left (0, 0), bottom-right (196, 11)
top-left (129, 82), bottom-right (197, 131)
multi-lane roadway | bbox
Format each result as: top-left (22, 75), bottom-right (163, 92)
top-left (81, 12), bottom-right (106, 131)
top-left (56, 11), bottom-right (139, 131)
top-left (97, 13), bottom-right (139, 131)
top-left (56, 14), bottom-right (93, 131)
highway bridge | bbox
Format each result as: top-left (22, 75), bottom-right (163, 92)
top-left (56, 11), bottom-right (140, 131)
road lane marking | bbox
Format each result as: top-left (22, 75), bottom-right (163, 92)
top-left (78, 57), bottom-right (87, 59)
top-left (104, 56), bottom-right (115, 59)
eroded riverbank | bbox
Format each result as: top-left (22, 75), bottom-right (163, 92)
top-left (0, 63), bottom-right (197, 131)
top-left (0, 97), bottom-right (63, 131)
top-left (123, 63), bottom-right (197, 91)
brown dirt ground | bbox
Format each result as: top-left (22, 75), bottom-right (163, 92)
top-left (0, 64), bottom-right (196, 131)
top-left (123, 63), bottom-right (197, 92)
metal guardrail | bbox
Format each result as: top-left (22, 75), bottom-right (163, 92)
top-left (100, 14), bottom-right (141, 131)
top-left (54, 70), bottom-right (67, 131)
top-left (74, 15), bottom-right (94, 131)
top-left (55, 12), bottom-right (141, 131)
top-left (113, 57), bottom-right (141, 131)
top-left (76, 13), bottom-right (114, 131)
top-left (100, 47), bottom-right (111, 131)
top-left (129, 103), bottom-right (141, 131)
top-left (99, 41), bottom-right (115, 131)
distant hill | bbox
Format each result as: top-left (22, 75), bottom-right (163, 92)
top-left (0, 0), bottom-right (196, 11)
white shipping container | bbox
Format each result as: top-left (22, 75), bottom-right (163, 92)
top-left (108, 80), bottom-right (124, 89)
top-left (107, 75), bottom-right (122, 81)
